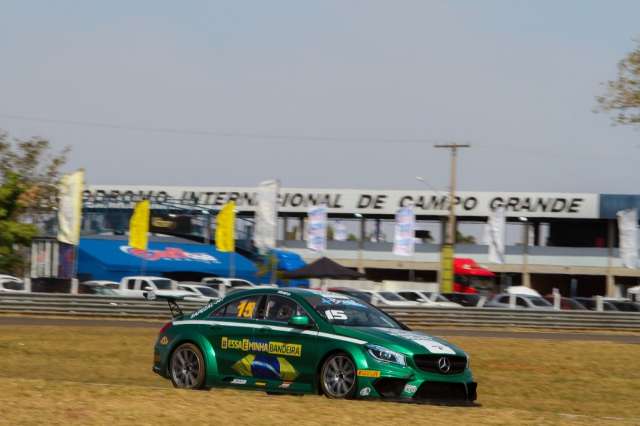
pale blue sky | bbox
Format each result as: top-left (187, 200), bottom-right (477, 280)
top-left (1, 1), bottom-right (639, 193)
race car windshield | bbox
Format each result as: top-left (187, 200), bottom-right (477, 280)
top-left (305, 294), bottom-right (402, 329)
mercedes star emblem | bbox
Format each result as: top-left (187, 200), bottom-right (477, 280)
top-left (438, 356), bottom-right (452, 373)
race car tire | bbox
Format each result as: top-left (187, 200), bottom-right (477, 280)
top-left (169, 343), bottom-right (206, 390)
top-left (319, 353), bottom-right (357, 399)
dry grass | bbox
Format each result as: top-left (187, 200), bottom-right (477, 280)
top-left (0, 325), bottom-right (639, 426)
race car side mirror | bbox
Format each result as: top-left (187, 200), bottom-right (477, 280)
top-left (288, 315), bottom-right (311, 328)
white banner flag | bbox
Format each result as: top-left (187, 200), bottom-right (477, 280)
top-left (253, 180), bottom-right (279, 253)
top-left (306, 204), bottom-right (328, 252)
top-left (57, 170), bottom-right (84, 246)
top-left (485, 207), bottom-right (506, 264)
top-left (617, 208), bottom-right (638, 269)
top-left (333, 220), bottom-right (348, 242)
top-left (393, 206), bottom-right (415, 256)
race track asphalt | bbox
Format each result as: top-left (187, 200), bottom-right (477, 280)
top-left (1, 315), bottom-right (639, 344)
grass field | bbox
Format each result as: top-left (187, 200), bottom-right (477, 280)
top-left (1, 323), bottom-right (639, 425)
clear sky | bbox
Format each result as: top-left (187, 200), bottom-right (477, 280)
top-left (1, 0), bottom-right (639, 193)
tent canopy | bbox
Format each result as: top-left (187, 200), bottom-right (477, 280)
top-left (78, 236), bottom-right (257, 282)
top-left (281, 257), bottom-right (364, 280)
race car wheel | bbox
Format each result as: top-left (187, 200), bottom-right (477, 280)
top-left (170, 343), bottom-right (206, 389)
top-left (320, 353), bottom-right (357, 399)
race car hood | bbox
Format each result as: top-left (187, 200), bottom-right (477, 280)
top-left (332, 326), bottom-right (466, 357)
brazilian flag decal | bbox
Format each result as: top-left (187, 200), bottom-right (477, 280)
top-left (232, 354), bottom-right (255, 377)
top-left (277, 357), bottom-right (298, 381)
top-left (232, 354), bottom-right (298, 381)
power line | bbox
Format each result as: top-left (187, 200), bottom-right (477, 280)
top-left (0, 113), bottom-right (437, 144)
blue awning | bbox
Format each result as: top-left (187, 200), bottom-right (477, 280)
top-left (78, 237), bottom-right (257, 282)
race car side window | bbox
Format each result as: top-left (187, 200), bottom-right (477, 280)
top-left (210, 296), bottom-right (262, 319)
top-left (262, 295), bottom-right (305, 323)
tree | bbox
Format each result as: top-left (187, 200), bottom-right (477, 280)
top-left (0, 132), bottom-right (70, 274)
top-left (597, 39), bottom-right (640, 127)
top-left (326, 224), bottom-right (334, 241)
top-left (455, 230), bottom-right (476, 244)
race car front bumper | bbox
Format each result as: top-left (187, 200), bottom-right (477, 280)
top-left (364, 376), bottom-right (477, 404)
top-left (355, 356), bottom-right (478, 404)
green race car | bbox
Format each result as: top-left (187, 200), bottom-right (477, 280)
top-left (151, 287), bottom-right (477, 403)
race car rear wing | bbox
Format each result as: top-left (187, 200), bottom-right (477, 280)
top-left (143, 291), bottom-right (188, 319)
top-left (143, 291), bottom-right (220, 319)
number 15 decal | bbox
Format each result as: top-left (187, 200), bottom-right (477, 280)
top-left (325, 310), bottom-right (347, 320)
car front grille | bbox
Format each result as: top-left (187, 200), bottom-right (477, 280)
top-left (413, 355), bottom-right (466, 375)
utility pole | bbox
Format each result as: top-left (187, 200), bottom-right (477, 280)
top-left (434, 143), bottom-right (470, 293)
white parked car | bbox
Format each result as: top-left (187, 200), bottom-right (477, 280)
top-left (364, 291), bottom-right (420, 307)
top-left (0, 275), bottom-right (24, 292)
top-left (397, 291), bottom-right (462, 308)
top-left (80, 280), bottom-right (121, 296)
top-left (201, 277), bottom-right (264, 296)
top-left (485, 293), bottom-right (554, 310)
top-left (202, 277), bottom-right (256, 288)
top-left (506, 286), bottom-right (542, 297)
top-left (178, 283), bottom-right (221, 301)
top-left (117, 276), bottom-right (184, 298)
top-left (82, 280), bottom-right (120, 290)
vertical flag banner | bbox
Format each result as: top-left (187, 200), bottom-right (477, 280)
top-left (307, 204), bottom-right (328, 252)
top-left (485, 207), bottom-right (506, 264)
top-left (129, 200), bottom-right (150, 251)
top-left (216, 201), bottom-right (236, 252)
top-left (254, 180), bottom-right (279, 253)
top-left (617, 208), bottom-right (638, 269)
top-left (440, 244), bottom-right (454, 293)
top-left (334, 220), bottom-right (348, 242)
top-left (393, 206), bottom-right (415, 256)
top-left (57, 169), bottom-right (84, 245)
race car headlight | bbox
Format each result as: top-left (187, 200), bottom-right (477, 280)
top-left (366, 344), bottom-right (406, 366)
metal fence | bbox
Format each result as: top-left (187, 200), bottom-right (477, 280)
top-left (1, 293), bottom-right (639, 331)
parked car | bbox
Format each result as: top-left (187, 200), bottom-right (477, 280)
top-left (603, 298), bottom-right (640, 312)
top-left (118, 276), bottom-right (181, 298)
top-left (0, 275), bottom-right (24, 292)
top-left (82, 280), bottom-right (120, 290)
top-left (543, 295), bottom-right (587, 310)
top-left (506, 286), bottom-right (542, 297)
top-left (441, 292), bottom-right (487, 308)
top-left (573, 297), bottom-right (619, 311)
top-left (396, 291), bottom-right (462, 308)
top-left (327, 287), bottom-right (374, 303)
top-left (485, 293), bottom-right (554, 310)
top-left (363, 291), bottom-right (420, 307)
top-left (178, 283), bottom-right (221, 301)
top-left (79, 280), bottom-right (121, 296)
top-left (202, 277), bottom-right (258, 294)
top-left (0, 274), bottom-right (20, 281)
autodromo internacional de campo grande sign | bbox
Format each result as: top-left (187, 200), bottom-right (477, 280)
top-left (83, 186), bottom-right (600, 219)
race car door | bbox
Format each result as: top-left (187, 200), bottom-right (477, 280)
top-left (251, 294), bottom-right (319, 392)
top-left (208, 294), bottom-right (264, 379)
